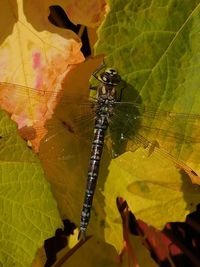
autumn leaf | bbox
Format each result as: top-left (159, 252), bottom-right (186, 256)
top-left (100, 148), bottom-right (200, 251)
top-left (53, 236), bottom-right (118, 267)
top-left (1, 0), bottom-right (200, 265)
top-left (0, 0), bottom-right (103, 149)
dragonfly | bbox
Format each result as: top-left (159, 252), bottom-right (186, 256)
top-left (0, 62), bottom-right (200, 240)
top-left (75, 63), bottom-right (200, 240)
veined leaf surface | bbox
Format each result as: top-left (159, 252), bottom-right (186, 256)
top-left (0, 110), bottom-right (62, 267)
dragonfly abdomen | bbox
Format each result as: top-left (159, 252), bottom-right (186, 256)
top-left (79, 116), bottom-right (108, 239)
top-left (78, 65), bottom-right (120, 240)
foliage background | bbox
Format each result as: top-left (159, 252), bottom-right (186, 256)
top-left (0, 0), bottom-right (200, 266)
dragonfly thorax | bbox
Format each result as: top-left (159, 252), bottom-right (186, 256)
top-left (98, 83), bottom-right (117, 98)
top-left (96, 94), bottom-right (115, 119)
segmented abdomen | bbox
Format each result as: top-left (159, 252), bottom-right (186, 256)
top-left (79, 116), bottom-right (108, 235)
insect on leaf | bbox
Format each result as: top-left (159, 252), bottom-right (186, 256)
top-left (92, 0), bottom-right (200, 251)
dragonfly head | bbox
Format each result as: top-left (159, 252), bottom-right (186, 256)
top-left (99, 68), bottom-right (121, 86)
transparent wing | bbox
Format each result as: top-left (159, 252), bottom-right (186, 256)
top-left (109, 101), bottom-right (200, 152)
top-left (107, 101), bottom-right (200, 180)
top-left (0, 82), bottom-right (94, 118)
top-left (112, 101), bottom-right (200, 151)
top-left (115, 101), bottom-right (200, 122)
top-left (1, 81), bottom-right (200, 129)
top-left (0, 82), bottom-right (97, 150)
top-left (1, 81), bottom-right (200, 161)
top-left (43, 102), bottom-right (95, 145)
top-left (1, 81), bottom-right (200, 121)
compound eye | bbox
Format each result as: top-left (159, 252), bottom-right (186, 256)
top-left (107, 68), bottom-right (117, 75)
top-left (110, 69), bottom-right (117, 74)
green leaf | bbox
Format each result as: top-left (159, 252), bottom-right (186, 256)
top-left (95, 0), bottom-right (200, 173)
top-left (0, 110), bottom-right (62, 267)
top-left (89, 0), bottom-right (200, 251)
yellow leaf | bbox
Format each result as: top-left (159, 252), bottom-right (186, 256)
top-left (102, 148), bottom-right (200, 251)
top-left (53, 236), bottom-right (119, 267)
top-left (0, 1), bottom-right (84, 86)
top-left (0, 0), bottom-right (105, 149)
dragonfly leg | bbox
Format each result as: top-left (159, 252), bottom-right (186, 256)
top-left (118, 88), bottom-right (124, 101)
top-left (89, 85), bottom-right (98, 91)
top-left (117, 81), bottom-right (127, 101)
top-left (92, 60), bottom-right (106, 81)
